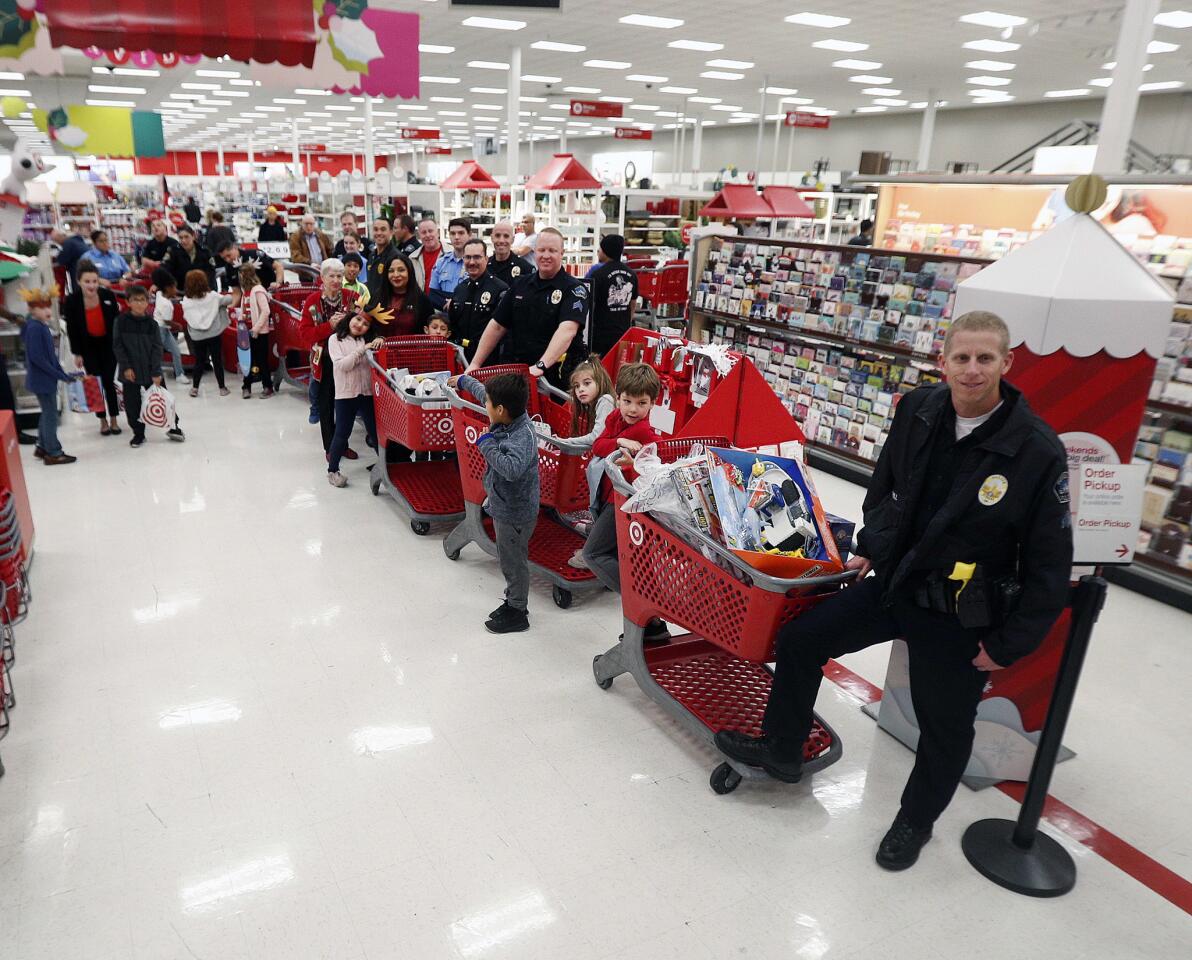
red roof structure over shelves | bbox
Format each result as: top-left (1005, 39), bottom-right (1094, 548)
top-left (760, 186), bottom-right (816, 218)
top-left (697, 184), bottom-right (775, 220)
top-left (44, 0), bottom-right (318, 67)
top-left (525, 154), bottom-right (601, 191)
top-left (439, 160), bottom-right (500, 192)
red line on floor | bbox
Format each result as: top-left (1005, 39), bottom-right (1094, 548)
top-left (824, 658), bottom-right (1192, 916)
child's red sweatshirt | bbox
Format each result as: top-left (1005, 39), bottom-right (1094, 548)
top-left (591, 409), bottom-right (659, 503)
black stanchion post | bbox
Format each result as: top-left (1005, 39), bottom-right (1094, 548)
top-left (961, 574), bottom-right (1108, 897)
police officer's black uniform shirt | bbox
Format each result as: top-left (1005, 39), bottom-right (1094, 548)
top-left (492, 269), bottom-right (588, 382)
top-left (214, 250), bottom-right (275, 292)
top-left (396, 236), bottom-right (421, 258)
top-left (166, 243), bottom-right (218, 288)
top-left (141, 236), bottom-right (182, 267)
top-left (449, 272), bottom-right (509, 362)
top-left (589, 258), bottom-right (639, 356)
top-left (488, 252), bottom-right (530, 288)
top-left (366, 241), bottom-right (399, 299)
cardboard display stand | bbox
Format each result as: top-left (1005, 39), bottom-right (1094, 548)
top-left (870, 206), bottom-right (1171, 784)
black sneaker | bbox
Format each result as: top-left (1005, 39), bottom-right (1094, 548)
top-left (713, 730), bottom-right (804, 783)
top-left (18, 431), bottom-right (37, 445)
top-left (129, 436), bottom-right (146, 448)
top-left (485, 603), bottom-right (529, 634)
top-left (875, 813), bottom-right (933, 871)
top-left (167, 428), bottom-right (186, 442)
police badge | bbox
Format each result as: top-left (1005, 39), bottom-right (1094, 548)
top-left (481, 291), bottom-right (491, 305)
top-left (511, 266), bottom-right (521, 277)
top-left (550, 289), bottom-right (562, 305)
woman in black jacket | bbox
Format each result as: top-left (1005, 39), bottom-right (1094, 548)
top-left (62, 259), bottom-right (123, 435)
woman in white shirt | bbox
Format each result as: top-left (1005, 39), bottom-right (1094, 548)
top-left (180, 269), bottom-right (232, 397)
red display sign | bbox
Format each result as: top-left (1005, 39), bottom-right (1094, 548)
top-left (571, 99), bottom-right (622, 118)
top-left (427, 147), bottom-right (453, 155)
top-left (614, 127), bottom-right (652, 141)
top-left (298, 143), bottom-right (326, 152)
top-left (785, 112), bottom-right (830, 129)
top-left (400, 128), bottom-right (441, 140)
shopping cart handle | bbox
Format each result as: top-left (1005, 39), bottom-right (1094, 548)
top-left (444, 383), bottom-right (489, 417)
top-left (269, 298), bottom-right (302, 319)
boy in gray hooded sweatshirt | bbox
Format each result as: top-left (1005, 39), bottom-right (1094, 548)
top-left (455, 372), bottom-right (540, 633)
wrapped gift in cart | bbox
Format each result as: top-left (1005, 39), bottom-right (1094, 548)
top-left (368, 336), bottom-right (468, 535)
top-left (269, 284), bottom-right (321, 391)
top-left (442, 364), bottom-right (602, 609)
top-left (592, 436), bottom-right (856, 795)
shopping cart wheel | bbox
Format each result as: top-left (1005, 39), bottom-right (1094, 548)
top-left (370, 473), bottom-right (382, 496)
top-left (410, 521), bottom-right (431, 536)
top-left (552, 585), bottom-right (573, 609)
top-left (593, 655), bottom-right (613, 690)
top-left (710, 762), bottom-right (742, 795)
top-left (446, 548), bottom-right (461, 561)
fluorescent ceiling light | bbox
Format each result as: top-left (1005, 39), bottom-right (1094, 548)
top-left (849, 75), bottom-right (892, 84)
top-left (855, 105), bottom-right (886, 112)
top-left (668, 40), bottom-right (723, 51)
top-left (421, 76), bottom-right (461, 84)
top-left (88, 84), bottom-right (145, 94)
top-left (1154, 10), bottom-right (1192, 28)
top-left (195, 69), bottom-right (240, 78)
top-left (420, 44), bottom-right (455, 54)
top-left (470, 87), bottom-right (506, 94)
top-left (564, 86), bottom-right (601, 93)
top-left (304, 112), bottom-right (331, 117)
top-left (0, 72), bottom-right (22, 81)
top-left (785, 13), bottom-right (851, 27)
top-left (701, 71), bottom-right (745, 80)
top-left (706, 58), bottom-right (754, 68)
top-left (85, 98), bottom-right (135, 107)
top-left (532, 40), bottom-right (586, 52)
top-left (169, 93), bottom-right (205, 100)
top-left (599, 95), bottom-right (633, 103)
top-left (326, 105), bottom-right (356, 111)
top-left (468, 61), bottom-right (509, 70)
top-left (520, 95), bottom-right (547, 102)
top-left (872, 98), bottom-right (907, 106)
top-left (763, 86), bottom-right (799, 95)
top-left (661, 85), bottom-right (698, 94)
top-left (295, 88), bottom-right (331, 95)
top-left (548, 103), bottom-right (572, 111)
top-left (631, 104), bottom-right (660, 111)
top-left (689, 95), bottom-right (721, 103)
top-left (473, 104), bottom-right (503, 110)
top-left (273, 98), bottom-right (306, 104)
top-left (522, 75), bottom-right (561, 83)
top-left (462, 16), bottom-right (526, 30)
top-left (812, 39), bottom-right (869, 51)
top-left (443, 121), bottom-right (468, 127)
top-left (220, 91), bottom-right (249, 97)
top-left (619, 15), bottom-right (683, 28)
top-left (963, 38), bottom-right (1019, 51)
top-left (968, 88), bottom-right (1011, 97)
top-left (257, 106), bottom-right (285, 112)
top-left (585, 59), bottom-right (631, 69)
top-left (783, 97), bottom-right (815, 105)
top-left (967, 75), bottom-right (1012, 85)
top-left (656, 110), bottom-right (680, 116)
top-left (1140, 80), bottom-right (1184, 90)
top-left (1089, 77), bottom-right (1113, 87)
top-left (431, 96), bottom-right (464, 103)
top-left (958, 12), bottom-right (1027, 28)
top-left (627, 74), bottom-right (668, 82)
top-left (439, 110), bottom-right (466, 116)
top-left (1103, 61), bottom-right (1153, 70)
top-left (861, 87), bottom-right (901, 95)
top-left (1044, 89), bottom-right (1090, 98)
top-left (832, 58), bottom-right (881, 69)
top-left (965, 59), bottom-right (1015, 70)
top-left (202, 99), bottom-right (232, 106)
top-left (1147, 40), bottom-right (1179, 53)
top-left (710, 104), bottom-right (743, 111)
top-left (181, 82), bottom-right (219, 90)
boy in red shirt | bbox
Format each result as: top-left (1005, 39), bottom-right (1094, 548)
top-left (582, 363), bottom-right (669, 641)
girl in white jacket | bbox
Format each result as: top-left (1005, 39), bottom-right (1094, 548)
top-left (180, 269), bottom-right (232, 397)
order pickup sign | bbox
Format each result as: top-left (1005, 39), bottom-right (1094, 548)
top-left (1071, 462), bottom-right (1147, 565)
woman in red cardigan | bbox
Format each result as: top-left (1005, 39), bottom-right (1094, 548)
top-left (299, 258), bottom-right (359, 456)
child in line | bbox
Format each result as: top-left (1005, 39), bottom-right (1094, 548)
top-left (325, 311), bottom-right (384, 488)
top-left (581, 362), bottom-right (669, 642)
top-left (561, 357), bottom-right (616, 570)
top-left (425, 314), bottom-right (451, 339)
top-left (181, 269), bottom-right (232, 398)
top-left (150, 268), bottom-right (189, 386)
top-left (238, 264), bottom-right (274, 399)
top-left (453, 372), bottom-right (540, 634)
top-left (342, 250), bottom-right (370, 306)
top-left (20, 287), bottom-right (77, 465)
top-left (114, 285), bottom-right (185, 446)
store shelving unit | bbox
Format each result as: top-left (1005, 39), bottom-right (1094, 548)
top-left (599, 187), bottom-right (710, 260)
top-left (438, 161), bottom-right (505, 243)
top-left (687, 232), bottom-right (988, 482)
top-left (780, 191), bottom-right (876, 244)
top-left (523, 154), bottom-right (602, 273)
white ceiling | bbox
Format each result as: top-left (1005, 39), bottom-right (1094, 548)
top-left (5, 0), bottom-right (1192, 158)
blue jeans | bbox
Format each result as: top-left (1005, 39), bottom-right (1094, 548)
top-left (327, 395), bottom-right (376, 472)
top-left (35, 391), bottom-right (62, 456)
top-left (160, 326), bottom-right (183, 378)
top-left (308, 379), bottom-right (319, 417)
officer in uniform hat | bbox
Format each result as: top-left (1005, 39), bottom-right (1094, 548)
top-left (466, 227), bottom-right (587, 389)
top-left (715, 310), bottom-right (1073, 873)
top-left (488, 220), bottom-right (531, 288)
top-left (449, 238), bottom-right (509, 363)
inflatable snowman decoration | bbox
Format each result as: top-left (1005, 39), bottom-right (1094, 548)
top-left (0, 139), bottom-right (47, 247)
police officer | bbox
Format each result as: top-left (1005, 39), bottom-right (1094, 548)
top-left (466, 227), bottom-right (587, 389)
top-left (488, 220), bottom-right (531, 287)
top-left (449, 238), bottom-right (508, 363)
top-left (587, 233), bottom-right (639, 356)
top-left (716, 310), bottom-right (1073, 872)
top-left (213, 241), bottom-right (283, 294)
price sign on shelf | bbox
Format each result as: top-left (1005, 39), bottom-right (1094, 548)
top-left (785, 112), bottom-right (830, 129)
top-left (400, 128), bottom-right (441, 140)
top-left (571, 99), bottom-right (622, 118)
top-left (615, 127), bottom-right (652, 140)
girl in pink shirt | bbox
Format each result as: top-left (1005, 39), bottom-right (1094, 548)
top-left (238, 264), bottom-right (274, 399)
top-left (325, 311), bottom-right (384, 487)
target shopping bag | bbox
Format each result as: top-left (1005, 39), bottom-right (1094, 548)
top-left (66, 375), bottom-right (106, 413)
top-left (139, 384), bottom-right (176, 431)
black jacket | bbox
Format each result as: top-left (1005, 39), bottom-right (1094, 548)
top-left (63, 288), bottom-right (121, 355)
top-left (589, 258), bottom-right (639, 356)
top-left (855, 381), bottom-right (1072, 666)
top-left (449, 272), bottom-right (509, 361)
top-left (488, 252), bottom-right (531, 287)
top-left (165, 243), bottom-right (218, 288)
top-left (113, 310), bottom-right (163, 385)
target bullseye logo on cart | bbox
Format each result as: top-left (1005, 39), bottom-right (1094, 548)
top-left (628, 521), bottom-right (644, 547)
top-left (437, 416), bottom-right (452, 435)
top-left (465, 425), bottom-right (479, 444)
top-left (374, 383), bottom-right (380, 397)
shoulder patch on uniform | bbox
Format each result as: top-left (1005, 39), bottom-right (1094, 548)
top-left (1054, 471), bottom-right (1070, 505)
top-left (573, 284), bottom-right (588, 300)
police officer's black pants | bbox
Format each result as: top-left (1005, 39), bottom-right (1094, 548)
top-left (763, 576), bottom-right (989, 829)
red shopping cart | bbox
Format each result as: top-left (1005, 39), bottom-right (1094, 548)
top-left (591, 437), bottom-right (853, 794)
top-left (368, 337), bottom-right (467, 535)
top-left (442, 364), bottom-right (602, 609)
top-left (269, 284), bottom-right (322, 391)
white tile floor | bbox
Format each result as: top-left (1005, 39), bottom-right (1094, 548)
top-left (1, 385), bottom-right (1190, 960)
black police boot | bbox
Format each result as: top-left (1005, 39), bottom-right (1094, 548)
top-left (713, 730), bottom-right (803, 783)
top-left (485, 602), bottom-right (529, 635)
top-left (875, 813), bottom-right (933, 871)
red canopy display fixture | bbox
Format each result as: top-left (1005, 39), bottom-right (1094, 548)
top-left (697, 184), bottom-right (776, 220)
top-left (44, 0), bottom-right (319, 67)
top-left (525, 153), bottom-right (601, 191)
top-left (760, 186), bottom-right (816, 218)
top-left (439, 160), bottom-right (500, 192)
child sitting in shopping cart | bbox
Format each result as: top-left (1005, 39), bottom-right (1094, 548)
top-left (581, 362), bottom-right (670, 643)
top-left (562, 357), bottom-right (616, 570)
top-left (451, 371), bottom-right (540, 635)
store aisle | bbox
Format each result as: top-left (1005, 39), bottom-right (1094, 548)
top-left (0, 390), bottom-right (1189, 960)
